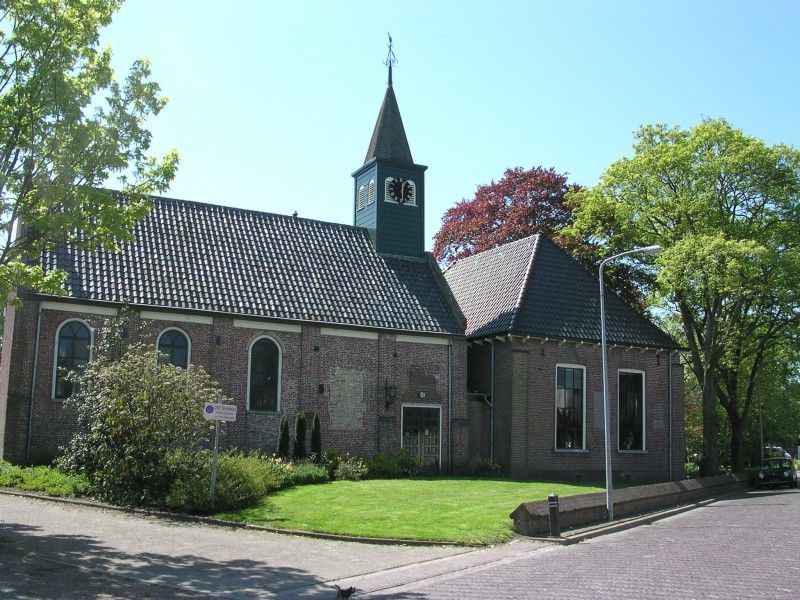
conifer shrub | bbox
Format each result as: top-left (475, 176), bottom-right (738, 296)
top-left (293, 412), bottom-right (307, 459)
top-left (277, 414), bottom-right (290, 458)
top-left (310, 411), bottom-right (322, 459)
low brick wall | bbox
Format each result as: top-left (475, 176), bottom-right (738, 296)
top-left (511, 474), bottom-right (752, 537)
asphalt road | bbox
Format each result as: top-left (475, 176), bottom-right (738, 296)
top-left (1, 488), bottom-right (798, 599)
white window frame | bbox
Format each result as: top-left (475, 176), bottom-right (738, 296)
top-left (400, 403), bottom-right (442, 469)
top-left (367, 179), bottom-right (376, 204)
top-left (554, 363), bottom-right (587, 452)
top-left (52, 318), bottom-right (93, 401)
top-left (617, 369), bottom-right (646, 453)
top-left (246, 335), bottom-right (282, 412)
top-left (156, 327), bottom-right (192, 368)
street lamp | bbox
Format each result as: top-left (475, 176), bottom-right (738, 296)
top-left (599, 245), bottom-right (662, 521)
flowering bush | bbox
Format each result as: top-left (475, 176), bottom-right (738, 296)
top-left (334, 454), bottom-right (368, 481)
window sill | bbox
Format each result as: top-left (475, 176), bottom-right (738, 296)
top-left (553, 448), bottom-right (588, 454)
top-left (618, 449), bottom-right (648, 454)
top-left (246, 410), bottom-right (282, 415)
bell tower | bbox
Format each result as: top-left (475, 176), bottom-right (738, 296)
top-left (352, 36), bottom-right (427, 258)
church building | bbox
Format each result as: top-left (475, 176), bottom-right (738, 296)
top-left (0, 60), bottom-right (683, 482)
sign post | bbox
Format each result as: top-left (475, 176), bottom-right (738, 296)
top-left (203, 402), bottom-right (238, 505)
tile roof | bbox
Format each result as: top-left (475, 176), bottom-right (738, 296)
top-left (444, 233), bottom-right (679, 348)
top-left (364, 86), bottom-right (414, 165)
top-left (39, 195), bottom-right (463, 335)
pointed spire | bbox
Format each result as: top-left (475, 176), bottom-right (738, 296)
top-left (365, 35), bottom-right (413, 165)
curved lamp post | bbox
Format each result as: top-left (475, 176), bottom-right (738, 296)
top-left (600, 245), bottom-right (662, 521)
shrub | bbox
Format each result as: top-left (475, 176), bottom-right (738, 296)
top-left (0, 461), bottom-right (89, 497)
top-left (277, 415), bottom-right (290, 458)
top-left (334, 454), bottom-right (368, 481)
top-left (310, 412), bottom-right (321, 459)
top-left (365, 450), bottom-right (421, 479)
top-left (293, 412), bottom-right (307, 459)
top-left (166, 450), bottom-right (294, 513)
top-left (290, 461), bottom-right (329, 485)
top-left (58, 343), bottom-right (227, 506)
top-left (684, 461), bottom-right (700, 478)
top-left (322, 449), bottom-right (344, 479)
top-left (472, 458), bottom-right (503, 478)
top-left (0, 460), bottom-right (24, 487)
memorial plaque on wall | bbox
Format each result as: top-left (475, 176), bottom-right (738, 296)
top-left (328, 367), bottom-right (365, 430)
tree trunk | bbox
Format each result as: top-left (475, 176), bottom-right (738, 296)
top-left (701, 374), bottom-right (719, 476)
top-left (729, 414), bottom-right (744, 473)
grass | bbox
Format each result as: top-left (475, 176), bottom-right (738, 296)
top-left (0, 461), bottom-right (89, 497)
top-left (215, 477), bottom-right (604, 545)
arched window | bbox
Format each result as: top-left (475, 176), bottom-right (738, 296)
top-left (157, 328), bottom-right (190, 369)
top-left (248, 337), bottom-right (281, 412)
top-left (367, 179), bottom-right (376, 204)
top-left (54, 320), bottom-right (91, 399)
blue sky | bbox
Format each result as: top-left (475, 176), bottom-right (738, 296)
top-left (103, 0), bottom-right (800, 249)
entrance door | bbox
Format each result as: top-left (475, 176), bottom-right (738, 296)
top-left (402, 406), bottom-right (440, 468)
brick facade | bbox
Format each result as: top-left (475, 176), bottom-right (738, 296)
top-left (1, 297), bottom-right (470, 469)
top-left (467, 338), bottom-right (684, 483)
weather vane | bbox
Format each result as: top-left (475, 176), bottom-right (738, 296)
top-left (384, 33), bottom-right (397, 87)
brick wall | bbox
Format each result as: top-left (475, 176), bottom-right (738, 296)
top-left (470, 338), bottom-right (684, 483)
top-left (1, 298), bottom-right (469, 469)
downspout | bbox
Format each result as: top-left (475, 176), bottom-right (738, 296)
top-left (26, 303), bottom-right (43, 462)
top-left (376, 334), bottom-right (381, 455)
top-left (668, 350), bottom-right (673, 481)
top-left (447, 341), bottom-right (452, 471)
top-left (490, 339), bottom-right (495, 464)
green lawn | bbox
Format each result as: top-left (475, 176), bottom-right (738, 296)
top-left (214, 477), bottom-right (603, 545)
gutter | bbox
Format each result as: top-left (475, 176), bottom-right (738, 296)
top-left (25, 303), bottom-right (43, 462)
top-left (27, 292), bottom-right (464, 340)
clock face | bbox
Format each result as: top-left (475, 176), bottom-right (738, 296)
top-left (386, 177), bottom-right (415, 205)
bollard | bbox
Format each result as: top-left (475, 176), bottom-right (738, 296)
top-left (548, 493), bottom-right (561, 537)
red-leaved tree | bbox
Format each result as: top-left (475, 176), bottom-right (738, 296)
top-left (433, 166), bottom-right (579, 265)
top-left (433, 166), bottom-right (649, 309)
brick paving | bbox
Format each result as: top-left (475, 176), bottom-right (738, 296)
top-left (2, 489), bottom-right (798, 599)
top-left (365, 489), bottom-right (800, 599)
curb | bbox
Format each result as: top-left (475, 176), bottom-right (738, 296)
top-left (1, 485), bottom-right (749, 549)
top-left (523, 489), bottom-right (749, 545)
top-left (0, 487), bottom-right (481, 548)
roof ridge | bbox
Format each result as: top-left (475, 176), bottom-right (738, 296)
top-left (109, 188), bottom-right (374, 236)
top-left (446, 234), bottom-right (541, 271)
top-left (508, 233), bottom-right (541, 332)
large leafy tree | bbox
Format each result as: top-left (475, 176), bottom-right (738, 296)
top-left (0, 0), bottom-right (178, 308)
top-left (567, 118), bottom-right (800, 475)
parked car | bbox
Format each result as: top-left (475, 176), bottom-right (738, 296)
top-left (756, 457), bottom-right (798, 489)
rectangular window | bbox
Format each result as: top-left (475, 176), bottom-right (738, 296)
top-left (555, 365), bottom-right (585, 450)
top-left (618, 370), bottom-right (645, 451)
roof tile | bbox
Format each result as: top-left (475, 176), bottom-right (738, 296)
top-left (40, 195), bottom-right (462, 335)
